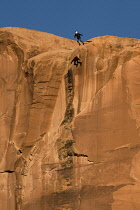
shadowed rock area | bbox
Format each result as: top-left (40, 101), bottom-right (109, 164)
top-left (1, 27), bottom-right (140, 209)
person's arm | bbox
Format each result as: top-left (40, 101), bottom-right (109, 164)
top-left (71, 59), bottom-right (74, 63)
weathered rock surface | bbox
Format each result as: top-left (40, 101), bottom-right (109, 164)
top-left (1, 27), bottom-right (140, 209)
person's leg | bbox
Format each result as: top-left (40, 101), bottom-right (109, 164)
top-left (80, 40), bottom-right (84, 45)
top-left (77, 61), bottom-right (82, 66)
top-left (77, 40), bottom-right (81, 45)
top-left (74, 61), bottom-right (78, 66)
top-left (79, 37), bottom-right (84, 45)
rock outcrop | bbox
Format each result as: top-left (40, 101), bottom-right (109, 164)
top-left (1, 27), bottom-right (140, 210)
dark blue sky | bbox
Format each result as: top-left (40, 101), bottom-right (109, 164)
top-left (0, 0), bottom-right (140, 41)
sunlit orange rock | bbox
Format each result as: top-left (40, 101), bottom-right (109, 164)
top-left (0, 27), bottom-right (140, 210)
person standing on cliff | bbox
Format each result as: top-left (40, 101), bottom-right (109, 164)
top-left (74, 31), bottom-right (84, 45)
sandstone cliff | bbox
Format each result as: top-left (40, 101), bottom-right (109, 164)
top-left (1, 27), bottom-right (140, 210)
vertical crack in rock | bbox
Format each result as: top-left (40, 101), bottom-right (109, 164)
top-left (52, 68), bottom-right (90, 209)
top-left (51, 68), bottom-right (78, 209)
top-left (15, 157), bottom-right (27, 210)
top-left (63, 69), bottom-right (75, 124)
top-left (57, 68), bottom-right (75, 169)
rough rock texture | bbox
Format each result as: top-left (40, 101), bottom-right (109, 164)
top-left (1, 27), bottom-right (140, 210)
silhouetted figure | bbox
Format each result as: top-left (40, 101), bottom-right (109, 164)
top-left (74, 31), bottom-right (84, 45)
top-left (71, 56), bottom-right (82, 67)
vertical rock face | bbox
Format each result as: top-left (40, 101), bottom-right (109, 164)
top-left (1, 27), bottom-right (140, 210)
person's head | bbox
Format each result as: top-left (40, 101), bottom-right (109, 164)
top-left (75, 31), bottom-right (78, 34)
